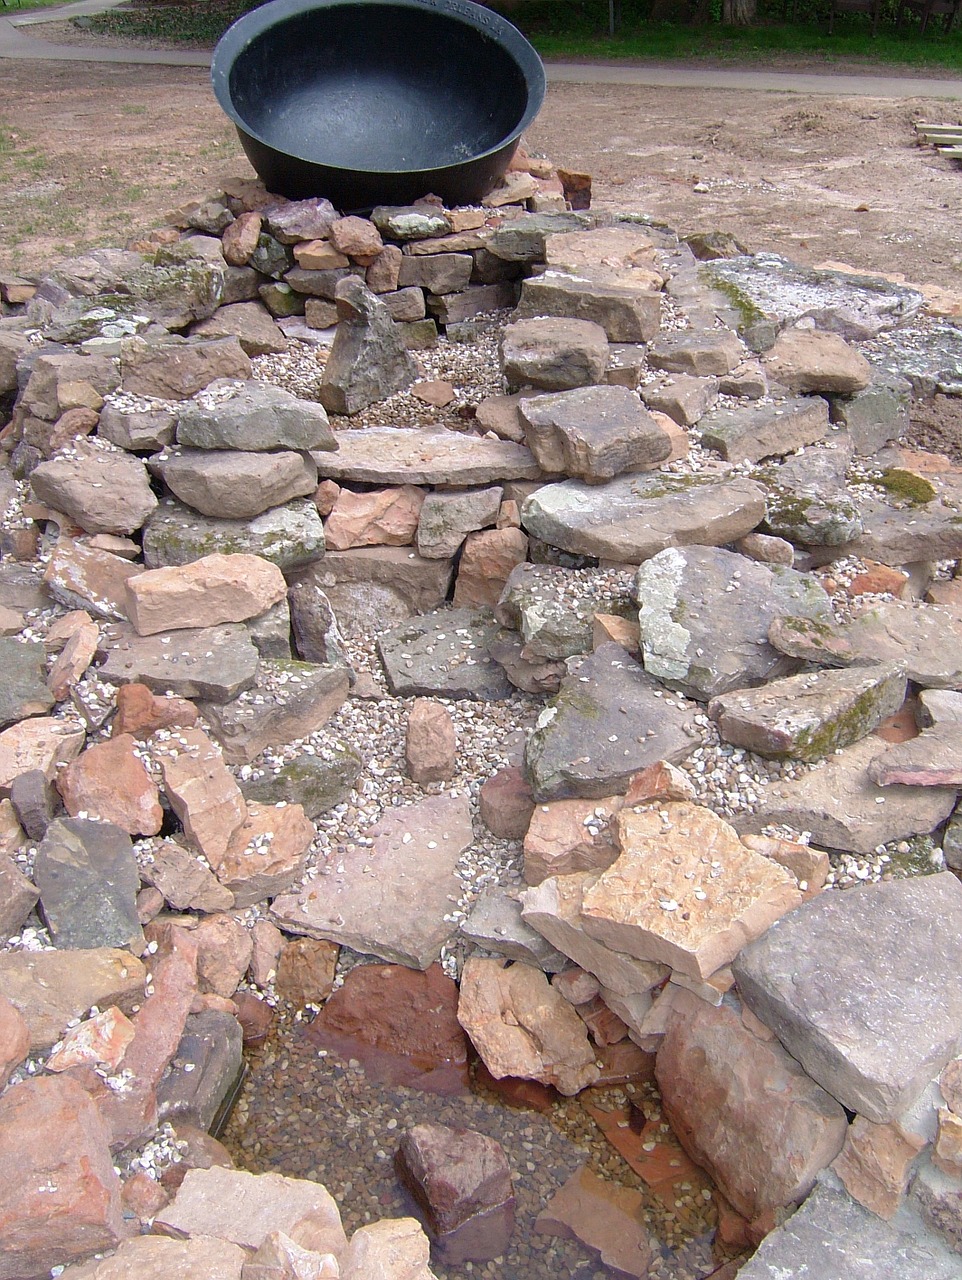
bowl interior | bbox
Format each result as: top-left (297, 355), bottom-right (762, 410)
top-left (227, 3), bottom-right (532, 173)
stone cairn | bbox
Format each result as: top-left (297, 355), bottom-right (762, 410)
top-left (0, 143), bottom-right (961, 1280)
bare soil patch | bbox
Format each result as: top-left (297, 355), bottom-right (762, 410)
top-left (0, 57), bottom-right (961, 290)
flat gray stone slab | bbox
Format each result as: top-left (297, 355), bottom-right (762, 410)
top-left (846, 600), bottom-right (962, 690)
top-left (525, 642), bottom-right (701, 801)
top-left (143, 498), bottom-right (327, 573)
top-left (636, 545), bottom-right (834, 701)
top-left (745, 736), bottom-right (957, 854)
top-left (0, 638), bottom-right (53, 730)
top-left (733, 872), bottom-right (962, 1123)
top-left (377, 609), bottom-right (513, 701)
top-left (311, 428), bottom-right (543, 486)
top-left (270, 793), bottom-right (472, 969)
top-left (868, 321), bottom-right (962, 397)
top-left (700, 395), bottom-right (830, 464)
top-left (97, 622), bottom-right (259, 703)
top-left (521, 472), bottom-right (767, 564)
top-left (701, 254), bottom-right (923, 345)
top-left (35, 817), bottom-right (143, 952)
top-left (735, 1174), bottom-right (961, 1280)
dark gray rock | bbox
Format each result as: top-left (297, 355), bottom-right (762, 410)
top-left (175, 378), bottom-right (336, 452)
top-left (0, 639), bottom-right (53, 730)
top-left (157, 1010), bottom-right (244, 1133)
top-left (733, 873), bottom-right (962, 1122)
top-left (416, 487), bottom-right (502, 559)
top-left (239, 739), bottom-right (362, 819)
top-left (495, 561), bottom-right (615, 661)
top-left (318, 277), bottom-right (417, 415)
top-left (518, 384), bottom-right (671, 482)
top-left (9, 770), bottom-right (59, 842)
top-left (708, 662), bottom-right (907, 761)
top-left (736, 1173), bottom-right (961, 1279)
top-left (829, 371), bottom-right (911, 455)
top-left (97, 622), bottom-right (259, 703)
top-left (377, 609), bottom-right (513, 701)
top-left (636, 545), bottom-right (834, 701)
top-left (488, 629), bottom-right (566, 695)
top-left (486, 212), bottom-right (588, 263)
top-left (34, 817), bottom-right (143, 951)
top-left (524, 643), bottom-right (700, 801)
top-left (142, 498), bottom-right (326, 572)
top-left (521, 473), bottom-right (767, 564)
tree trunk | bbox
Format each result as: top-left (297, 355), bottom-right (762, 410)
top-left (723, 0), bottom-right (757, 23)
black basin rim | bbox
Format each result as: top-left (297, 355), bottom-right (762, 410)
top-left (210, 0), bottom-right (546, 180)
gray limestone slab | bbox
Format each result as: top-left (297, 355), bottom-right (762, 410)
top-left (97, 621), bottom-right (259, 703)
top-left (459, 891), bottom-right (569, 971)
top-left (524, 643), bottom-right (701, 801)
top-left (699, 395), bottom-right (830, 464)
top-left (175, 378), bottom-right (335, 453)
top-left (311, 427), bottom-right (542, 486)
top-left (636, 545), bottom-right (834, 701)
top-left (377, 609), bottom-right (513, 701)
top-left (743, 736), bottom-right (957, 855)
top-left (701, 254), bottom-right (923, 345)
top-left (735, 1174), bottom-right (961, 1280)
top-left (143, 498), bottom-right (326, 572)
top-left (521, 472), bottom-right (767, 564)
top-left (35, 817), bottom-right (143, 952)
top-left (733, 873), bottom-right (962, 1123)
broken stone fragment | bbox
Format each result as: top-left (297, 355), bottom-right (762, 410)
top-left (405, 698), bottom-right (456, 785)
top-left (457, 957), bottom-right (600, 1096)
top-left (832, 1115), bottom-right (926, 1219)
top-left (501, 316), bottom-right (609, 393)
top-left (534, 1164), bottom-right (653, 1278)
top-left (318, 277), bottom-right (417, 415)
top-left (57, 733), bottom-right (164, 836)
top-left (35, 816), bottom-right (144, 952)
top-left (579, 802), bottom-right (801, 980)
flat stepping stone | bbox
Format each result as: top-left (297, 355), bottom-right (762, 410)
top-left (734, 872), bottom-right (962, 1123)
top-left (868, 724), bottom-right (962, 787)
top-left (521, 472), bottom-right (767, 564)
top-left (311, 427), bottom-right (542, 486)
top-left (524, 642), bottom-right (700, 801)
top-left (846, 600), bottom-right (962, 689)
top-left (699, 395), bottom-right (829, 464)
top-left (175, 378), bottom-right (335, 452)
top-left (377, 609), bottom-right (513, 701)
top-left (97, 622), bottom-right (259, 703)
top-left (746, 736), bottom-right (957, 855)
top-left (735, 1174), bottom-right (960, 1280)
top-left (270, 793), bottom-right (472, 970)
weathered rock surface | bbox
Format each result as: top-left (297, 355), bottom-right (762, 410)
top-left (459, 890), bottom-right (567, 971)
top-left (58, 1234), bottom-right (248, 1280)
top-left (377, 609), bottom-right (513, 701)
top-left (708, 662), bottom-right (907, 761)
top-left (0, 638), bottom-right (53, 729)
top-left (832, 1115), bottom-right (926, 1220)
top-left (34, 817), bottom-right (143, 951)
top-left (699, 395), bottom-right (830, 463)
top-left (126, 553), bottom-right (286, 635)
top-left (522, 795), bottom-right (622, 884)
top-left (457, 957), bottom-right (600, 1095)
top-left (142, 839), bottom-right (235, 913)
top-left (763, 327), bottom-right (873, 394)
top-left (514, 270), bottom-right (662, 344)
top-left (143, 498), bottom-right (326, 573)
top-left (0, 1076), bottom-right (124, 1279)
top-left (501, 316), bottom-right (609, 393)
top-left (733, 873), bottom-right (962, 1123)
top-left (150, 447), bottom-right (318, 521)
top-left (154, 727), bottom-right (247, 862)
top-left (868, 723), bottom-right (962, 786)
top-left (326, 484), bottom-right (424, 551)
top-left (312, 427), bottom-right (541, 486)
top-left (43, 538), bottom-right (141, 621)
top-left (0, 716), bottom-right (86, 796)
top-left (415, 487), bottom-right (501, 559)
top-left (579, 803), bottom-right (801, 980)
top-left (521, 472), bottom-right (767, 563)
top-left (636, 545), bottom-right (834, 700)
top-left (271, 793), bottom-right (472, 969)
top-left (318, 277), bottom-right (417, 414)
top-left (534, 1165), bottom-right (653, 1278)
top-left (57, 733), bottom-right (164, 836)
top-left (338, 1216), bottom-right (435, 1280)
top-left (524, 644), bottom-right (700, 800)
top-left (30, 442), bottom-right (157, 535)
top-left (97, 621), bottom-right (259, 702)
top-left (517, 384), bottom-right (671, 482)
top-left (656, 995), bottom-right (848, 1221)
top-left (747, 736), bottom-right (958, 854)
top-left (846, 600), bottom-right (962, 689)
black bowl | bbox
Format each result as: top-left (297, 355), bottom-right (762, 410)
top-left (211, 0), bottom-right (546, 211)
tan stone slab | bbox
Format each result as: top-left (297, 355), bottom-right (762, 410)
top-left (580, 802), bottom-right (802, 980)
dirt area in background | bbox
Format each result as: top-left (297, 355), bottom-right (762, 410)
top-left (1, 54), bottom-right (961, 457)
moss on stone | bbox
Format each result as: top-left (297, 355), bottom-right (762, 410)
top-left (878, 468), bottom-right (937, 506)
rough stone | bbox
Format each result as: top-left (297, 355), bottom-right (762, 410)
top-left (405, 698), bottom-right (456, 785)
top-left (846, 600), bottom-right (962, 689)
top-left (47, 620), bottom-right (100, 700)
top-left (453, 528), bottom-right (529, 609)
top-left (833, 1115), bottom-right (926, 1219)
top-left (0, 852), bottom-right (39, 936)
top-left (377, 609), bottom-right (513, 701)
top-left (459, 889), bottom-right (567, 971)
top-left (0, 715), bottom-right (86, 796)
top-left (191, 301), bottom-right (288, 357)
top-left (338, 1217), bottom-right (434, 1280)
top-left (211, 801), bottom-right (315, 908)
top-left (35, 817), bottom-right (143, 951)
top-left (311, 427), bottom-right (541, 487)
top-left (517, 384), bottom-right (670, 482)
top-left (763, 327), bottom-right (873, 394)
top-left (58, 733), bottom-right (164, 836)
top-left (144, 499), bottom-right (326, 573)
top-left (642, 373), bottom-right (719, 427)
top-left (647, 328), bottom-right (744, 376)
top-left (150, 447), bottom-right (318, 521)
top-left (43, 538), bottom-right (141, 621)
top-left (318, 278), bottom-right (417, 414)
top-left (514, 270), bottom-right (662, 344)
top-left (636, 545), bottom-right (834, 700)
top-left (869, 724), bottom-right (962, 786)
top-left (157, 1007), bottom-right (244, 1132)
top-left (175, 379), bottom-right (335, 453)
top-left (708, 662), bottom-right (907, 761)
top-left (154, 727), bottom-right (247, 862)
top-left (0, 1076), bottom-right (124, 1279)
top-left (0, 637), bottom-right (53, 728)
top-left (112, 683), bottom-right (198, 739)
top-left (457, 957), bottom-right (600, 1095)
top-left (524, 644), bottom-right (700, 801)
top-left (121, 336), bottom-right (252, 400)
top-left (30, 441), bottom-right (157, 535)
top-left (522, 795), bottom-right (622, 884)
top-left (533, 1164), bottom-right (653, 1278)
top-left (0, 994), bottom-right (29, 1089)
top-left (733, 873), bottom-right (962, 1123)
top-left (271, 793), bottom-right (472, 969)
top-left (142, 839), bottom-right (235, 913)
top-left (522, 472), bottom-right (767, 563)
top-left (501, 317), bottom-right (608, 393)
top-left (325, 485), bottom-right (424, 551)
top-left (478, 765), bottom-right (534, 840)
top-left (747, 736), bottom-right (958, 854)
top-left (699, 395), bottom-right (831, 463)
top-left (97, 621), bottom-right (259, 702)
top-left (415, 487), bottom-right (502, 560)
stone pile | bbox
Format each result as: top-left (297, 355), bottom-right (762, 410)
top-left (0, 149), bottom-right (960, 1279)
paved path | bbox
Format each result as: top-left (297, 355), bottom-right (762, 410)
top-left (2, 0), bottom-right (962, 97)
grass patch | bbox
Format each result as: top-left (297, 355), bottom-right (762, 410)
top-left (83, 0), bottom-right (962, 69)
